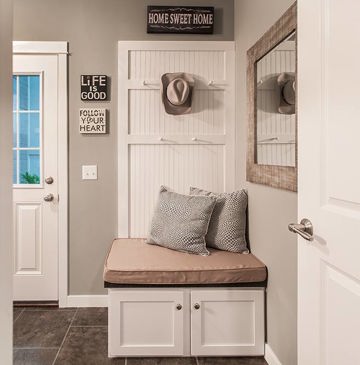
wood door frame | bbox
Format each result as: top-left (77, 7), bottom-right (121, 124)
top-left (13, 41), bottom-right (68, 307)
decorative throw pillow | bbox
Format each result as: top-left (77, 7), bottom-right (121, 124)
top-left (190, 187), bottom-right (249, 253)
top-left (146, 186), bottom-right (217, 256)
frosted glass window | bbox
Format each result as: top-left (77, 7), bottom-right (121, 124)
top-left (13, 74), bottom-right (42, 186)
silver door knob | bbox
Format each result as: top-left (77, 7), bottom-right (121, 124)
top-left (288, 218), bottom-right (314, 241)
top-left (44, 193), bottom-right (54, 202)
top-left (45, 176), bottom-right (54, 184)
top-left (194, 303), bottom-right (200, 310)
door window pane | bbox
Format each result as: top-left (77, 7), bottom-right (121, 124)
top-left (19, 150), bottom-right (40, 184)
top-left (13, 150), bottom-right (17, 184)
top-left (19, 112), bottom-right (40, 148)
top-left (13, 74), bottom-right (42, 186)
top-left (13, 112), bottom-right (17, 147)
top-left (13, 76), bottom-right (17, 111)
top-left (19, 75), bottom-right (40, 111)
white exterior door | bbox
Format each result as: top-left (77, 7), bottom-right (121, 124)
top-left (298, 1), bottom-right (360, 364)
top-left (13, 55), bottom-right (59, 301)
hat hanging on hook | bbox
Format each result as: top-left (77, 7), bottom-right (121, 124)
top-left (277, 72), bottom-right (296, 115)
top-left (161, 73), bottom-right (195, 115)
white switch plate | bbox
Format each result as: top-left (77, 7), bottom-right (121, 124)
top-left (82, 165), bottom-right (97, 180)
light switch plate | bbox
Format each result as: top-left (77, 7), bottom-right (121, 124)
top-left (82, 165), bottom-right (97, 180)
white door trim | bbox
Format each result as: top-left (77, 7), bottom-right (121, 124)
top-left (13, 41), bottom-right (68, 55)
top-left (13, 41), bottom-right (68, 307)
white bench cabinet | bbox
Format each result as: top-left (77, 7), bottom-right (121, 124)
top-left (109, 290), bottom-right (186, 357)
top-left (108, 288), bottom-right (265, 357)
top-left (190, 289), bottom-right (265, 356)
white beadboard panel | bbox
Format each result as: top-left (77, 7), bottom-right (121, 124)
top-left (129, 50), bottom-right (225, 82)
top-left (257, 143), bottom-right (296, 167)
top-left (129, 144), bottom-right (225, 238)
top-left (256, 45), bottom-right (296, 167)
top-left (118, 41), bottom-right (235, 237)
top-left (129, 89), bottom-right (225, 135)
top-left (14, 203), bottom-right (42, 274)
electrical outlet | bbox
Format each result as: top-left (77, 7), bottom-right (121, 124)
top-left (82, 165), bottom-right (98, 180)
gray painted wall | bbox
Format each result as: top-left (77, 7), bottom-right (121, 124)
top-left (13, 0), bottom-right (234, 295)
top-left (234, 1), bottom-right (297, 364)
top-left (0, 0), bottom-right (13, 362)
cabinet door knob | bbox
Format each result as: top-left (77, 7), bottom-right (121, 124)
top-left (194, 303), bottom-right (200, 310)
top-left (176, 304), bottom-right (182, 311)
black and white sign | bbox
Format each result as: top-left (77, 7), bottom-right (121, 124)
top-left (81, 75), bottom-right (108, 101)
top-left (79, 108), bottom-right (107, 134)
top-left (147, 6), bottom-right (214, 34)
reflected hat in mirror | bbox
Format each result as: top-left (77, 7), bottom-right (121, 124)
top-left (277, 72), bottom-right (296, 115)
top-left (161, 73), bottom-right (195, 115)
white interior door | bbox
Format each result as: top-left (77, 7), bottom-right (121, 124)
top-left (298, 1), bottom-right (360, 364)
top-left (13, 55), bottom-right (59, 301)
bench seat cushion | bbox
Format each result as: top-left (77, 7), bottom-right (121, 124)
top-left (104, 239), bottom-right (267, 285)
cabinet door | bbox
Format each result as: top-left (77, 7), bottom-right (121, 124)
top-left (109, 290), bottom-right (185, 357)
top-left (191, 289), bottom-right (264, 356)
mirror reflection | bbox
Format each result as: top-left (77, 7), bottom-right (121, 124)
top-left (256, 31), bottom-right (296, 167)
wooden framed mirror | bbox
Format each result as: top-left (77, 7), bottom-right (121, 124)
top-left (246, 3), bottom-right (297, 191)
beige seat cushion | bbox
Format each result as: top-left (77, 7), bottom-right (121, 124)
top-left (104, 239), bottom-right (267, 285)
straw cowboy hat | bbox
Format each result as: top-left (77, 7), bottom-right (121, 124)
top-left (277, 72), bottom-right (296, 114)
top-left (161, 73), bottom-right (195, 115)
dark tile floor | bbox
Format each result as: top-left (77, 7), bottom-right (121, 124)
top-left (13, 307), bottom-right (268, 365)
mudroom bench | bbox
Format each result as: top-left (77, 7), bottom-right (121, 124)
top-left (104, 238), bottom-right (267, 358)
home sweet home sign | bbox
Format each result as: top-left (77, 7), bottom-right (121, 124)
top-left (147, 6), bottom-right (214, 34)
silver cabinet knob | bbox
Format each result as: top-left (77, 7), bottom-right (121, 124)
top-left (44, 193), bottom-right (54, 202)
top-left (176, 304), bottom-right (182, 311)
top-left (45, 176), bottom-right (54, 184)
top-left (194, 303), bottom-right (200, 310)
top-left (288, 218), bottom-right (314, 241)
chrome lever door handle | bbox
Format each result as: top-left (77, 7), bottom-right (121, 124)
top-left (44, 193), bottom-right (54, 202)
top-left (288, 218), bottom-right (314, 241)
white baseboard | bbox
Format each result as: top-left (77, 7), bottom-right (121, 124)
top-left (265, 343), bottom-right (282, 365)
top-left (65, 295), bottom-right (108, 308)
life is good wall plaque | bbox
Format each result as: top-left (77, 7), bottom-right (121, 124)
top-left (147, 6), bottom-right (214, 34)
top-left (79, 108), bottom-right (107, 134)
top-left (81, 75), bottom-right (108, 101)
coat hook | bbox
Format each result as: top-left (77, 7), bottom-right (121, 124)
top-left (192, 137), bottom-right (197, 141)
top-left (258, 137), bottom-right (279, 144)
top-left (208, 80), bottom-right (214, 86)
top-left (159, 136), bottom-right (164, 141)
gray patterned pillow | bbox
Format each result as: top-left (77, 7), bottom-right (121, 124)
top-left (190, 187), bottom-right (249, 253)
top-left (146, 186), bottom-right (217, 256)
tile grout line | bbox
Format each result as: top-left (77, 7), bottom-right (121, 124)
top-left (195, 357), bottom-right (200, 365)
top-left (14, 346), bottom-right (59, 350)
top-left (71, 325), bottom-right (108, 328)
top-left (51, 307), bottom-right (78, 365)
top-left (125, 358), bottom-right (128, 365)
